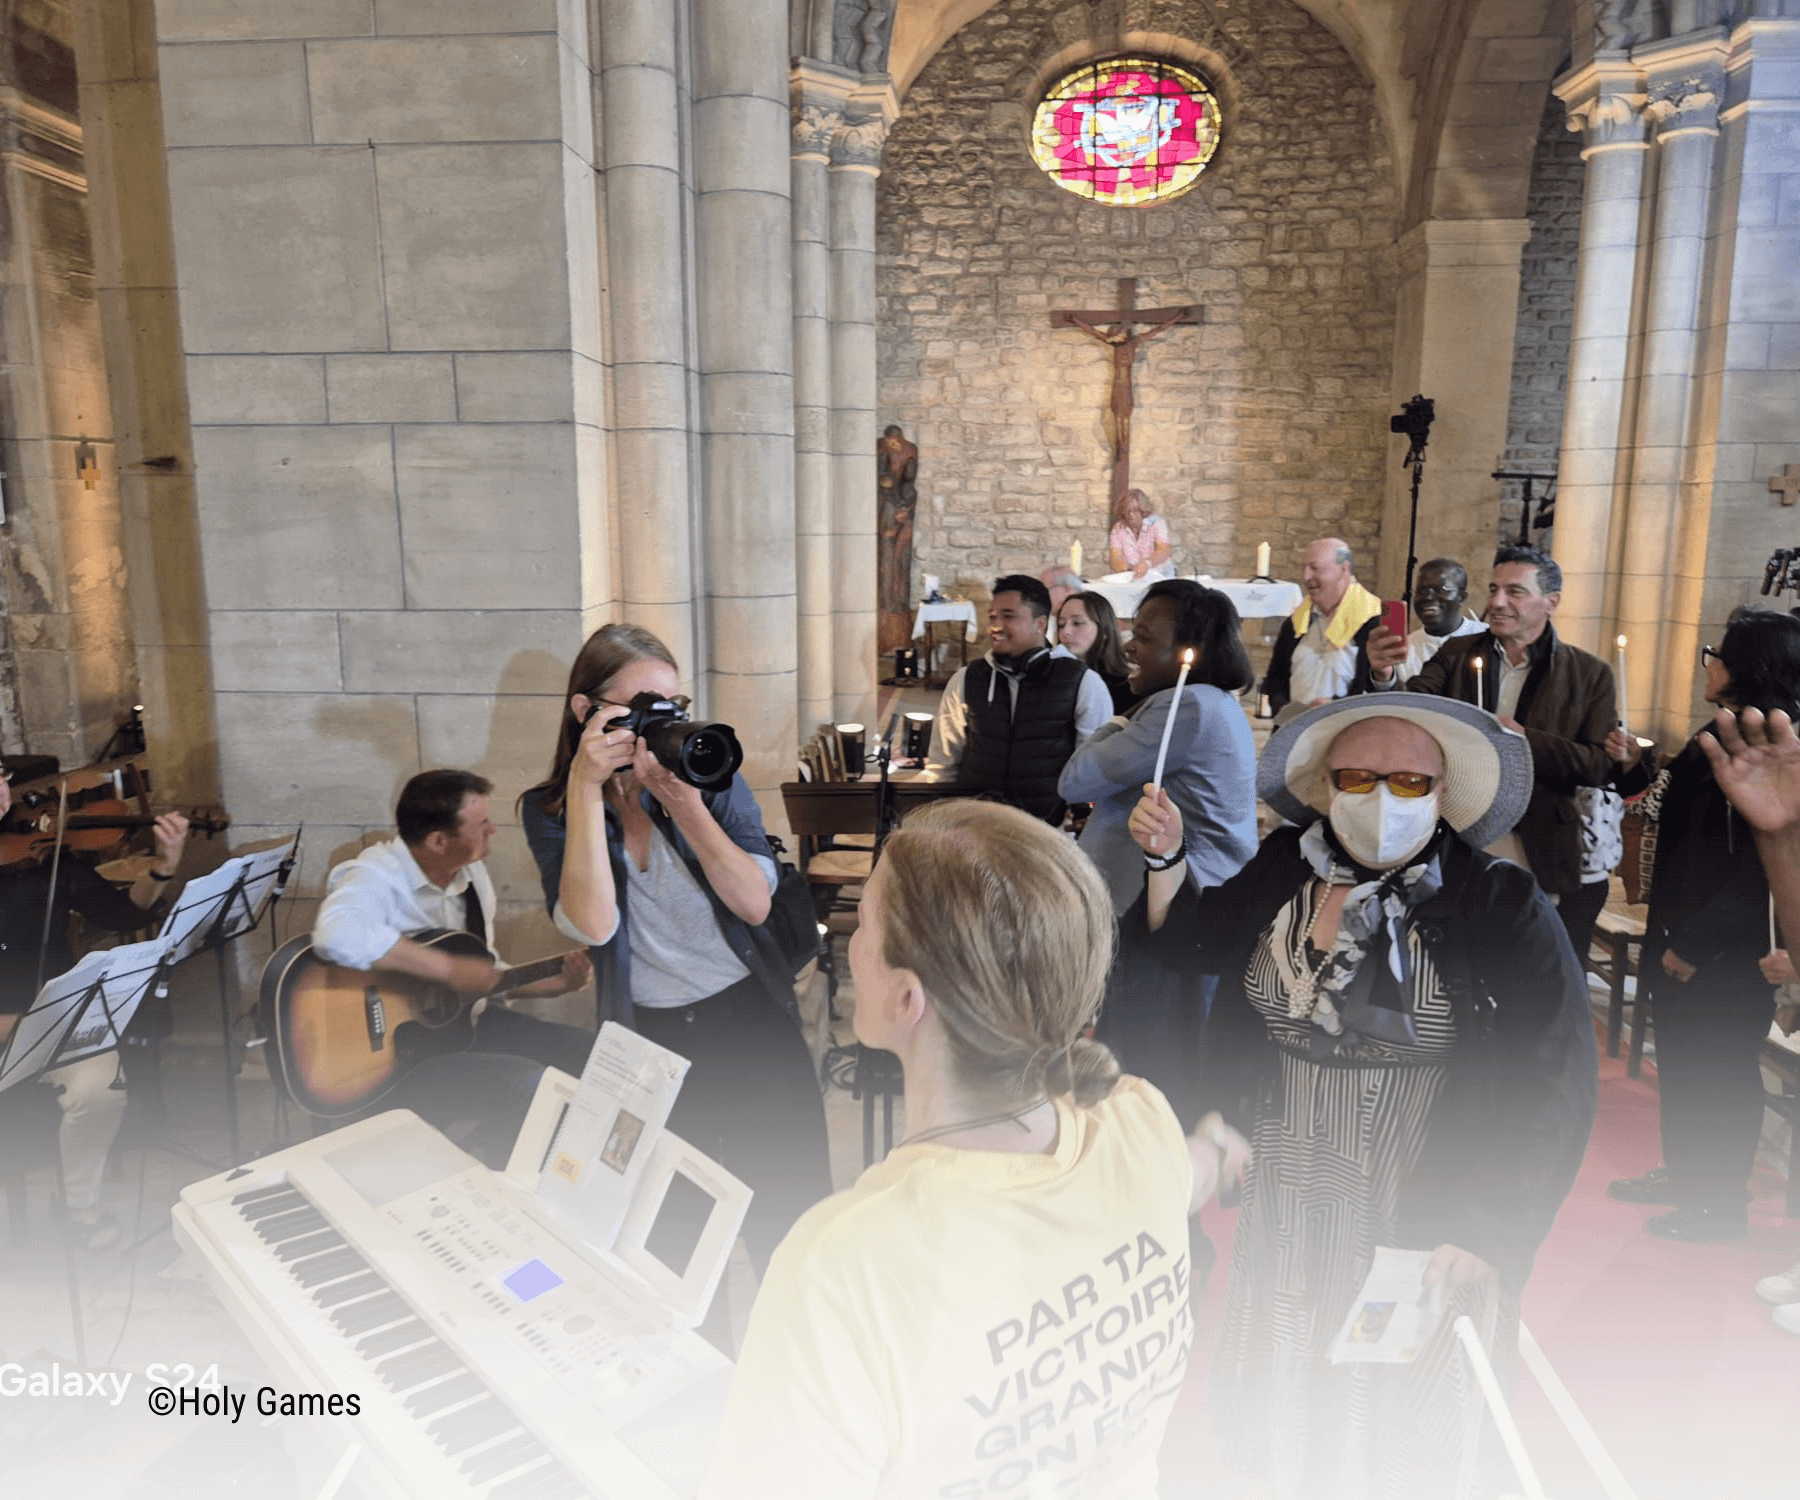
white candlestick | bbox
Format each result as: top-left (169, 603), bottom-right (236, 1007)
top-left (1151, 650), bottom-right (1196, 792)
top-left (1615, 634), bottom-right (1629, 729)
top-left (1255, 541), bottom-right (1271, 577)
top-left (1071, 539), bottom-right (1082, 577)
top-left (1471, 654), bottom-right (1486, 713)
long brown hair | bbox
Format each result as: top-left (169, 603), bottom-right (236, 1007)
top-left (524, 624), bottom-right (676, 817)
top-left (876, 800), bottom-right (1121, 1108)
top-left (1060, 591), bottom-right (1129, 679)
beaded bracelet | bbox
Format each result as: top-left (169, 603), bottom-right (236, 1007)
top-left (1143, 840), bottom-right (1186, 872)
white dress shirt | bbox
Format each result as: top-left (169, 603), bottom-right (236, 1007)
top-left (312, 836), bottom-right (498, 971)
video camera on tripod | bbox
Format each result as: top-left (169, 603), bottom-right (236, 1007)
top-left (1761, 548), bottom-right (1800, 600)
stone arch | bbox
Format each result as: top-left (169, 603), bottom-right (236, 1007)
top-left (1400, 0), bottom-right (1575, 225)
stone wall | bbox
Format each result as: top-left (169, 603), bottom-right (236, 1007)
top-left (875, 0), bottom-right (1398, 598)
top-left (1498, 95), bottom-right (1582, 552)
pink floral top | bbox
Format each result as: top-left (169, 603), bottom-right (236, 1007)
top-left (1109, 514), bottom-right (1174, 578)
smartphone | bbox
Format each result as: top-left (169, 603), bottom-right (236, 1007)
top-left (1381, 600), bottom-right (1407, 639)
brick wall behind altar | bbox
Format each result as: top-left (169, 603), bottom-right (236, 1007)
top-left (875, 0), bottom-right (1398, 601)
top-left (1498, 98), bottom-right (1582, 554)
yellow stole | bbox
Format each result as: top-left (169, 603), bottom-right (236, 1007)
top-left (1289, 579), bottom-right (1383, 649)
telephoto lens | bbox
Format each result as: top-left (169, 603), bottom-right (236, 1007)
top-left (597, 693), bottom-right (743, 791)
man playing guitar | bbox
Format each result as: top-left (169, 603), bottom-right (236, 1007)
top-left (309, 769), bottom-right (592, 1162)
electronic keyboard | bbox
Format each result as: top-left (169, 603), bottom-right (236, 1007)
top-left (173, 1111), bottom-right (736, 1500)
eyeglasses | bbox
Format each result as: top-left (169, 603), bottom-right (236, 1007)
top-left (1329, 768), bottom-right (1438, 798)
top-left (1700, 645), bottom-right (1722, 668)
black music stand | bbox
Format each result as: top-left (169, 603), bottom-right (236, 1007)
top-left (0, 937), bottom-right (173, 1366)
top-left (156, 833), bottom-right (301, 1165)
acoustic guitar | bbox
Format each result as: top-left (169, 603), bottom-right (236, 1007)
top-left (260, 929), bottom-right (578, 1118)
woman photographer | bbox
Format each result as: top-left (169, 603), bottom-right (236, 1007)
top-left (701, 800), bottom-right (1232, 1496)
top-left (521, 624), bottom-right (831, 1305)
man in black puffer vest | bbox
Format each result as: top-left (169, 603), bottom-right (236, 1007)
top-left (923, 574), bottom-right (1112, 823)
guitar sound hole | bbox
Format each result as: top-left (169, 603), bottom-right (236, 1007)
top-left (414, 993), bottom-right (458, 1026)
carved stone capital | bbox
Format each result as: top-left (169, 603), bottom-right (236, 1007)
top-left (1564, 88), bottom-right (1650, 154)
top-left (1645, 74), bottom-right (1721, 137)
top-left (792, 102), bottom-right (843, 161)
top-left (831, 114), bottom-right (889, 172)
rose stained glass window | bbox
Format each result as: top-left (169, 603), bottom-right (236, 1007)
top-left (1030, 58), bottom-right (1222, 207)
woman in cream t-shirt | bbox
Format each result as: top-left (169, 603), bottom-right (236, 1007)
top-left (700, 801), bottom-right (1246, 1498)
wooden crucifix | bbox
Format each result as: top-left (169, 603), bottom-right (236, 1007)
top-left (1050, 276), bottom-right (1203, 505)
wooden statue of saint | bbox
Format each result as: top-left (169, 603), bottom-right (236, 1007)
top-left (878, 424), bottom-right (919, 652)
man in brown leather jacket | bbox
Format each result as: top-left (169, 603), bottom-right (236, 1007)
top-left (1366, 545), bottom-right (1639, 933)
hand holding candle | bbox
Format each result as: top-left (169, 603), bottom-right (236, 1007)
top-left (1616, 634), bottom-right (1629, 729)
top-left (1151, 649), bottom-right (1196, 791)
top-left (1471, 654), bottom-right (1486, 712)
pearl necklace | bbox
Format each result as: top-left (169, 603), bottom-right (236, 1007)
top-left (1288, 880), bottom-right (1347, 1016)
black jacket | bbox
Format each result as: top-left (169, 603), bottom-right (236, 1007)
top-left (1403, 627), bottom-right (1615, 894)
top-left (959, 653), bottom-right (1087, 823)
top-left (1118, 827), bottom-right (1597, 1287)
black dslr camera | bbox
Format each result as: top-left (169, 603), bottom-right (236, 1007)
top-left (1390, 393), bottom-right (1435, 457)
top-left (587, 692), bottom-right (743, 791)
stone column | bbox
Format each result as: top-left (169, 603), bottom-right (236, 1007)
top-left (72, 0), bottom-right (219, 802)
top-left (1551, 57), bottom-right (1651, 649)
top-left (1619, 36), bottom-right (1727, 742)
top-left (1378, 220), bottom-right (1532, 598)
top-left (790, 66), bottom-right (852, 740)
top-left (828, 87), bottom-right (895, 727)
top-left (693, 0), bottom-right (798, 795)
top-left (601, 0), bottom-right (698, 667)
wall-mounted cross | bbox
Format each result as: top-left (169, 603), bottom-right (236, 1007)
top-left (1771, 463), bottom-right (1800, 507)
top-left (1050, 277), bottom-right (1202, 506)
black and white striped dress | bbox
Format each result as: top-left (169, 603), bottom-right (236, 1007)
top-left (1209, 881), bottom-right (1518, 1500)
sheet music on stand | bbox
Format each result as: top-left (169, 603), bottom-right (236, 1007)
top-left (159, 833), bottom-right (299, 962)
top-left (154, 830), bottom-right (301, 1163)
top-left (0, 935), bottom-right (171, 1097)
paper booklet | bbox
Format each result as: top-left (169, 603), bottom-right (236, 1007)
top-left (532, 1021), bottom-right (690, 1249)
top-left (1328, 1246), bottom-right (1448, 1364)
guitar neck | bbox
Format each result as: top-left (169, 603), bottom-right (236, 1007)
top-left (488, 954), bottom-right (569, 998)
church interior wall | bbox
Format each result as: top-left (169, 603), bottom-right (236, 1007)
top-left (0, 0), bottom-right (137, 773)
top-left (1499, 90), bottom-right (1584, 548)
top-left (877, 0), bottom-right (1400, 598)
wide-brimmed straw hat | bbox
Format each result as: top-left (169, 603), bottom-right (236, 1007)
top-left (1257, 694), bottom-right (1533, 850)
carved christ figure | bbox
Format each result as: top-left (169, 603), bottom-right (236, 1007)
top-left (1051, 278), bottom-right (1201, 505)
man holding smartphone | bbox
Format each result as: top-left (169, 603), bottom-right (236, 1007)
top-left (1352, 556), bottom-right (1484, 690)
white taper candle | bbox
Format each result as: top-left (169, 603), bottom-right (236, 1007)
top-left (1151, 650), bottom-right (1196, 792)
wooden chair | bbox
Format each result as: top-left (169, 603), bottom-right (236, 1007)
top-left (1762, 1039), bottom-right (1800, 1219)
top-left (1589, 907), bottom-right (1649, 1076)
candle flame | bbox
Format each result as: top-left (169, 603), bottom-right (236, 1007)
top-left (1617, 634), bottom-right (1627, 649)
top-left (1181, 648), bottom-right (1195, 665)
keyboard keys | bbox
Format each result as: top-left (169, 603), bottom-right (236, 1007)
top-left (240, 1191), bottom-right (308, 1222)
top-left (405, 1370), bottom-right (485, 1418)
top-left (356, 1318), bottom-right (430, 1359)
top-left (254, 1207), bottom-right (327, 1243)
top-left (292, 1248), bottom-right (367, 1288)
top-left (275, 1229), bottom-right (345, 1263)
top-left (377, 1341), bottom-right (459, 1391)
top-left (332, 1291), bottom-right (408, 1337)
top-left (314, 1270), bottom-right (386, 1308)
top-left (431, 1396), bottom-right (516, 1454)
top-left (230, 1182), bottom-right (296, 1208)
top-left (461, 1433), bottom-right (546, 1484)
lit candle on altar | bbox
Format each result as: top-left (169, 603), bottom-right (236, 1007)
top-left (1616, 634), bottom-right (1629, 729)
top-left (1255, 541), bottom-right (1271, 578)
top-left (1071, 539), bottom-right (1082, 577)
top-left (1151, 649), bottom-right (1196, 792)
top-left (1471, 654), bottom-right (1486, 712)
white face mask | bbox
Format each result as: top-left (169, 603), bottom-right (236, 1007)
top-left (1327, 784), bottom-right (1441, 870)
